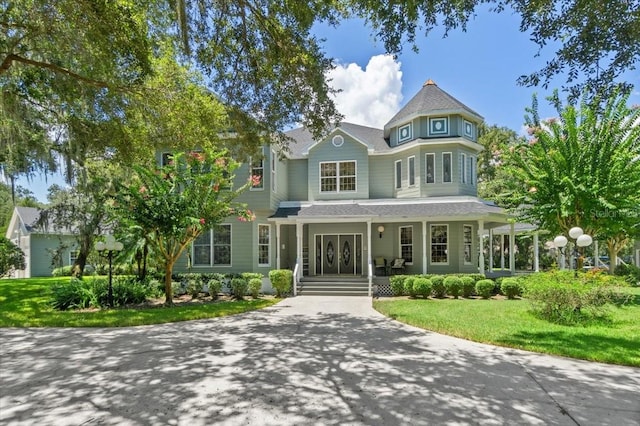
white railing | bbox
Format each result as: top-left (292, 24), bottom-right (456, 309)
top-left (367, 261), bottom-right (373, 297)
top-left (293, 263), bottom-right (299, 296)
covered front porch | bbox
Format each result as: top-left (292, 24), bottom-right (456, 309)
top-left (269, 198), bottom-right (513, 296)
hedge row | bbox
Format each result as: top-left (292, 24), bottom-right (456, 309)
top-left (389, 274), bottom-right (523, 299)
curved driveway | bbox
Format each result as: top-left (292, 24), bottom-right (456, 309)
top-left (1, 296), bottom-right (639, 425)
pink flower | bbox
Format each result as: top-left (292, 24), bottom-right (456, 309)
top-left (250, 175), bottom-right (261, 186)
top-left (188, 151), bottom-right (205, 162)
top-left (215, 158), bottom-right (226, 167)
top-left (139, 186), bottom-right (147, 194)
top-left (529, 137), bottom-right (538, 145)
top-left (526, 126), bottom-right (536, 136)
top-left (199, 218), bottom-right (206, 225)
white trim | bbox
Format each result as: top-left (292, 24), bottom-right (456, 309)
top-left (399, 225), bottom-right (414, 265)
top-left (384, 110), bottom-right (483, 136)
top-left (460, 153), bottom-right (467, 184)
top-left (249, 147), bottom-right (264, 191)
top-left (430, 224), bottom-right (449, 265)
top-left (442, 152), bottom-right (452, 183)
top-left (408, 155), bottom-right (416, 186)
top-left (425, 153), bottom-right (436, 184)
top-left (398, 123), bottom-right (412, 143)
top-left (394, 159), bottom-right (402, 189)
top-left (192, 224), bottom-right (233, 267)
top-left (463, 224), bottom-right (473, 265)
top-left (319, 160), bottom-right (357, 193)
top-left (429, 117), bottom-right (449, 135)
top-left (258, 224), bottom-right (270, 267)
top-left (332, 135), bottom-right (344, 147)
top-left (271, 149), bottom-right (277, 192)
top-left (304, 128), bottom-right (374, 155)
top-left (370, 138), bottom-right (484, 156)
top-left (463, 119), bottom-right (474, 138)
top-left (69, 250), bottom-right (79, 266)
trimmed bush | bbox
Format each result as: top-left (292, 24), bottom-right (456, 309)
top-left (475, 279), bottom-right (495, 299)
top-left (431, 275), bottom-right (446, 298)
top-left (404, 276), bottom-right (417, 298)
top-left (184, 273), bottom-right (202, 298)
top-left (52, 265), bottom-right (74, 277)
top-left (501, 277), bottom-right (521, 299)
top-left (248, 278), bottom-right (262, 298)
top-left (51, 278), bottom-right (95, 310)
top-left (230, 277), bottom-right (248, 300)
top-left (460, 276), bottom-right (476, 298)
top-left (443, 276), bottom-right (463, 299)
top-left (413, 277), bottom-right (433, 298)
top-left (269, 269), bottom-right (293, 298)
top-left (390, 275), bottom-right (407, 296)
top-left (242, 272), bottom-right (263, 282)
top-left (207, 279), bottom-right (222, 299)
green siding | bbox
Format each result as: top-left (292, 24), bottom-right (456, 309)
top-left (287, 159), bottom-right (308, 201)
top-left (28, 234), bottom-right (78, 277)
top-left (368, 156), bottom-right (395, 198)
top-left (308, 131), bottom-right (370, 201)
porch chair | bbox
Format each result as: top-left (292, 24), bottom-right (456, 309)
top-left (390, 258), bottom-right (406, 275)
top-left (374, 257), bottom-right (387, 276)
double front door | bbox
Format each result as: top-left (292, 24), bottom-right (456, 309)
top-left (315, 234), bottom-right (363, 275)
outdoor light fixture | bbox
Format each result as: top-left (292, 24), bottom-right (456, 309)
top-left (96, 235), bottom-right (124, 307)
top-left (377, 225), bottom-right (385, 238)
top-left (553, 227), bottom-right (592, 275)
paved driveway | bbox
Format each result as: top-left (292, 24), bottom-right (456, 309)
top-left (1, 296), bottom-right (639, 425)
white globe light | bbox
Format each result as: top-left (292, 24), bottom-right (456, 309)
top-left (114, 242), bottom-right (124, 251)
top-left (569, 227), bottom-right (584, 239)
top-left (576, 234), bottom-right (593, 247)
top-left (554, 235), bottom-right (568, 248)
top-left (95, 242), bottom-right (105, 251)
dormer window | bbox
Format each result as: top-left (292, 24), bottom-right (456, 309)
top-left (398, 123), bottom-right (412, 143)
top-left (463, 120), bottom-right (474, 138)
top-left (429, 117), bottom-right (448, 136)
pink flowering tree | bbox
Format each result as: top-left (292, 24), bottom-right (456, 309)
top-left (116, 148), bottom-right (258, 304)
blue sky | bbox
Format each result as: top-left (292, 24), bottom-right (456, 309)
top-left (17, 5), bottom-right (640, 201)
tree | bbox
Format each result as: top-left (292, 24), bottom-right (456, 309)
top-left (502, 89), bottom-right (640, 272)
top-left (0, 237), bottom-right (25, 278)
top-left (114, 148), bottom-right (257, 304)
top-left (477, 124), bottom-right (524, 201)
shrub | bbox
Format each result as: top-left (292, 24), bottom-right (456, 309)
top-left (431, 275), bottom-right (446, 298)
top-left (241, 272), bottom-right (263, 282)
top-left (413, 278), bottom-right (433, 298)
top-left (460, 276), bottom-right (476, 298)
top-left (92, 276), bottom-right (151, 307)
top-left (51, 278), bottom-right (95, 310)
top-left (404, 276), bottom-right (417, 298)
top-left (443, 276), bottom-right (463, 299)
top-left (475, 279), bottom-right (495, 299)
top-left (269, 269), bottom-right (293, 297)
top-left (248, 278), bottom-right (262, 298)
top-left (521, 271), bottom-right (630, 324)
top-left (389, 275), bottom-right (407, 296)
top-left (183, 274), bottom-right (202, 298)
top-left (501, 277), bottom-right (521, 299)
top-left (207, 279), bottom-right (222, 300)
top-left (230, 277), bottom-right (248, 300)
top-left (52, 265), bottom-right (74, 277)
top-left (614, 263), bottom-right (640, 287)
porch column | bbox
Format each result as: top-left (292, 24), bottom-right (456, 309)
top-left (488, 229), bottom-right (494, 273)
top-left (509, 222), bottom-right (516, 273)
top-left (478, 220), bottom-right (485, 275)
top-left (533, 231), bottom-right (540, 272)
top-left (367, 219), bottom-right (372, 296)
top-left (500, 234), bottom-right (505, 270)
top-left (295, 222), bottom-right (303, 296)
top-left (422, 220), bottom-right (428, 275)
top-left (276, 222), bottom-right (281, 269)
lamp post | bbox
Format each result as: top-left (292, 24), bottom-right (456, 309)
top-left (553, 227), bottom-right (593, 275)
top-left (96, 235), bottom-right (123, 307)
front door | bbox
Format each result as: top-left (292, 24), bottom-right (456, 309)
top-left (316, 234), bottom-right (362, 275)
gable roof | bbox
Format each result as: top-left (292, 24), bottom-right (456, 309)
top-left (384, 79), bottom-right (483, 135)
top-left (285, 122), bottom-right (388, 158)
top-left (11, 206), bottom-right (73, 234)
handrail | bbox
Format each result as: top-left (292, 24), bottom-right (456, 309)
top-left (367, 261), bottom-right (372, 297)
top-left (293, 263), bottom-right (299, 296)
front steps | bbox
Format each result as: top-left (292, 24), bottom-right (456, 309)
top-left (296, 276), bottom-right (370, 296)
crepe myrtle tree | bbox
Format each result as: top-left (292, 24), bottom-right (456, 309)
top-left (115, 148), bottom-right (258, 305)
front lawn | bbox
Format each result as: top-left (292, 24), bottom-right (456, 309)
top-left (0, 277), bottom-right (278, 327)
top-left (374, 287), bottom-right (640, 367)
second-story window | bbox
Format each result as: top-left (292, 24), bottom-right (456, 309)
top-left (468, 156), bottom-right (475, 186)
top-left (395, 160), bottom-right (402, 189)
top-left (443, 153), bottom-right (452, 183)
top-left (250, 150), bottom-right (264, 190)
top-left (460, 153), bottom-right (467, 184)
top-left (425, 153), bottom-right (435, 184)
top-left (271, 149), bottom-right (277, 192)
top-left (320, 161), bottom-right (356, 192)
top-left (408, 156), bottom-right (416, 186)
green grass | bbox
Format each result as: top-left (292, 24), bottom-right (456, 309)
top-left (0, 277), bottom-right (278, 327)
top-left (374, 287), bottom-right (640, 367)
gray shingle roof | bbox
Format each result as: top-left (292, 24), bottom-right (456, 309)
top-left (384, 80), bottom-right (483, 131)
top-left (285, 122), bottom-right (387, 158)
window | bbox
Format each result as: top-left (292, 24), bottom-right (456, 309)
top-left (463, 225), bottom-right (473, 264)
top-left (161, 152), bottom-right (173, 167)
top-left (258, 224), bottom-right (270, 266)
top-left (425, 153), bottom-right (435, 184)
top-left (431, 224), bottom-right (448, 264)
top-left (408, 156), bottom-right (416, 186)
top-left (332, 135), bottom-right (344, 147)
top-left (250, 150), bottom-right (264, 190)
top-left (429, 117), bottom-right (448, 135)
top-left (468, 156), bottom-right (474, 185)
top-left (69, 250), bottom-right (79, 266)
top-left (271, 150), bottom-right (277, 192)
top-left (460, 153), bottom-right (467, 184)
top-left (395, 160), bottom-right (402, 189)
top-left (320, 161), bottom-right (356, 192)
top-left (442, 153), bottom-right (452, 183)
top-left (399, 226), bottom-right (413, 263)
top-left (398, 123), bottom-right (412, 143)
top-left (193, 225), bottom-right (232, 266)
top-left (464, 120), bottom-right (473, 138)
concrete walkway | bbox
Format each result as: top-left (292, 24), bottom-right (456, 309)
top-left (1, 296), bottom-right (639, 425)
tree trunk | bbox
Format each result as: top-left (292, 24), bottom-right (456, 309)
top-left (164, 260), bottom-right (175, 305)
top-left (142, 242), bottom-right (148, 280)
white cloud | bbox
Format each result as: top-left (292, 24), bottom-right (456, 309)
top-left (327, 55), bottom-right (403, 128)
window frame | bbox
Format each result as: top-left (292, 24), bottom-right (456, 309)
top-left (430, 224), bottom-right (449, 265)
top-left (398, 123), bottom-right (412, 143)
top-left (249, 148), bottom-right (264, 191)
top-left (399, 225), bottom-right (413, 264)
top-left (460, 153), bottom-right (467, 184)
top-left (69, 250), bottom-right (79, 266)
top-left (463, 120), bottom-right (473, 138)
top-left (319, 160), bottom-right (357, 193)
top-left (271, 149), bottom-right (277, 192)
top-left (395, 159), bottom-right (402, 189)
top-left (468, 156), bottom-right (475, 186)
top-left (429, 117), bottom-right (449, 135)
top-left (192, 224), bottom-right (232, 267)
top-left (408, 156), bottom-right (416, 186)
top-left (425, 153), bottom-right (435, 184)
top-left (258, 224), bottom-right (270, 267)
top-left (442, 152), bottom-right (452, 183)
top-left (463, 224), bottom-right (473, 265)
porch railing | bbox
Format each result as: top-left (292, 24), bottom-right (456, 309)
top-left (293, 262), bottom-right (299, 296)
top-left (367, 261), bottom-right (372, 297)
